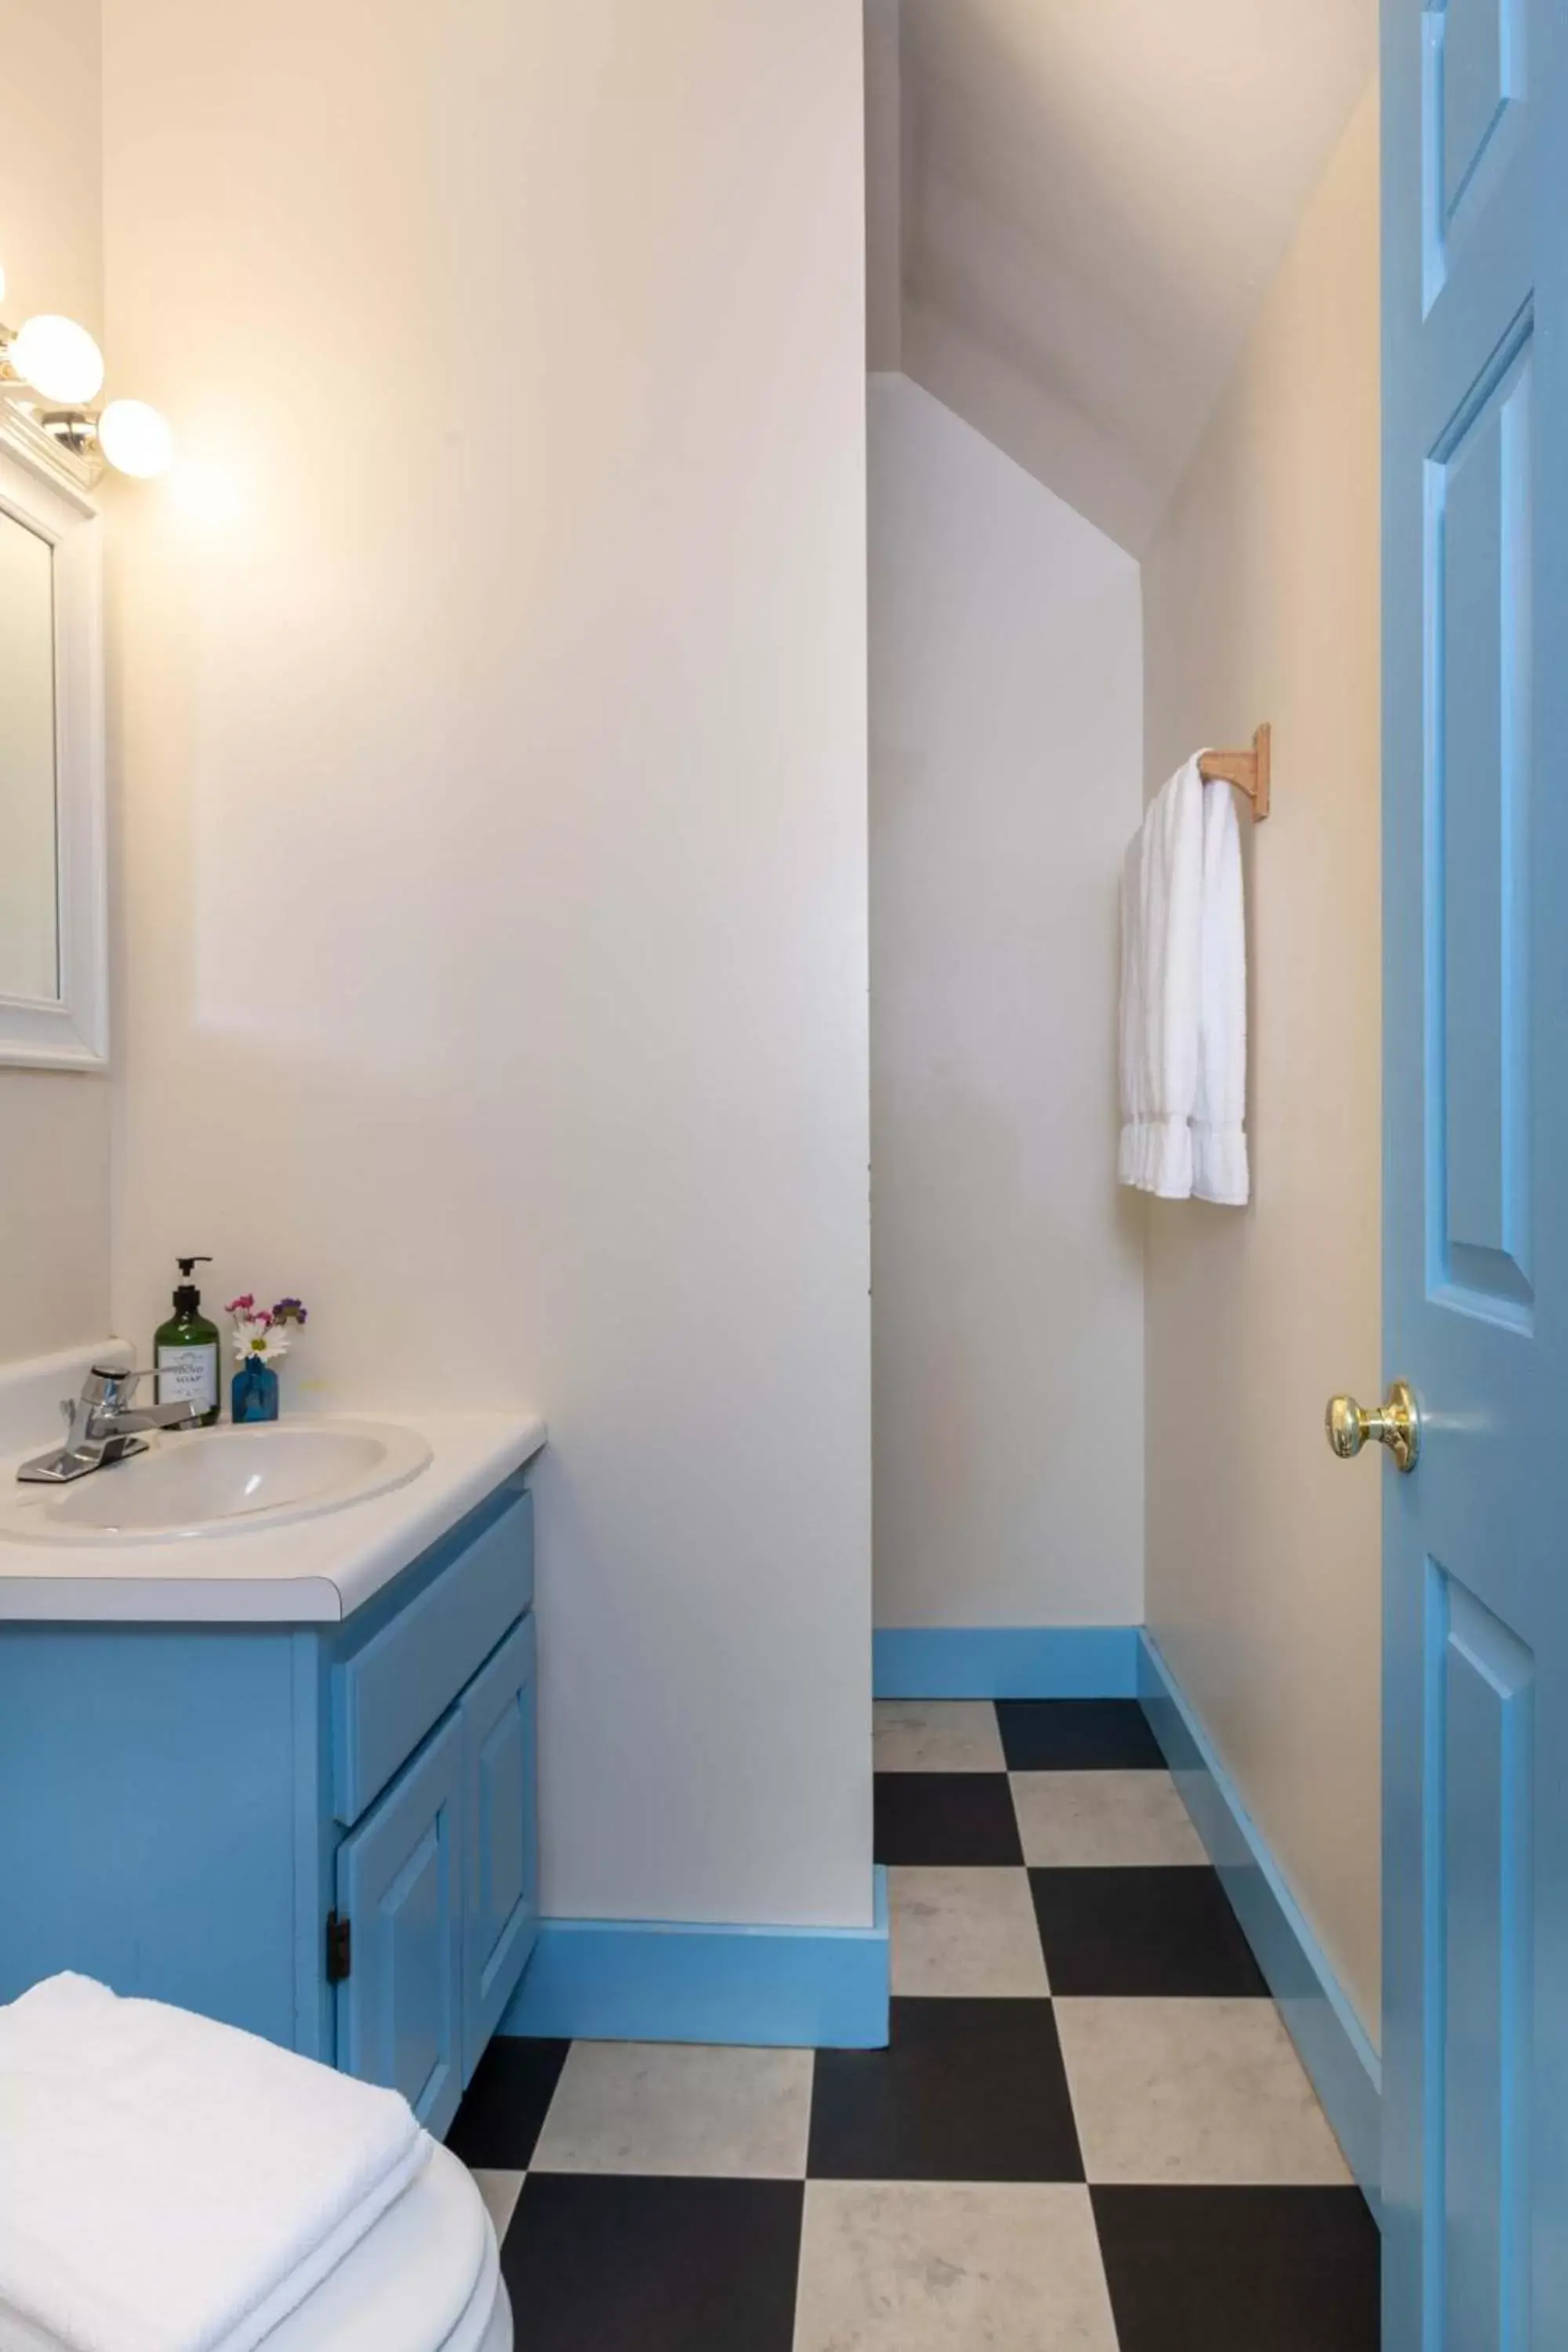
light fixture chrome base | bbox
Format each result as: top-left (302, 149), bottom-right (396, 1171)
top-left (0, 389), bottom-right (103, 493)
top-left (40, 408), bottom-right (98, 458)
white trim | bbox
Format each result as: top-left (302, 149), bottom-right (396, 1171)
top-left (0, 417), bottom-right (108, 1070)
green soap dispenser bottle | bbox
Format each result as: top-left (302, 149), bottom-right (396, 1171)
top-left (154, 1255), bottom-right (221, 1427)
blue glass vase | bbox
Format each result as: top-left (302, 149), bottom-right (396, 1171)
top-left (231, 1357), bottom-right (280, 1424)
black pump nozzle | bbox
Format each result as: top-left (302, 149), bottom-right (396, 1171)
top-left (172, 1254), bottom-right (213, 1314)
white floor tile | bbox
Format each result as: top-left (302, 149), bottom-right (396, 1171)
top-left (793, 2180), bottom-right (1119, 2352)
top-left (530, 2041), bottom-right (813, 2178)
top-left (873, 1700), bottom-right (1005, 1773)
top-left (469, 2168), bottom-right (524, 2245)
top-left (1010, 1769), bottom-right (1208, 1867)
top-left (889, 1865), bottom-right (1049, 1996)
top-left (1054, 1996), bottom-right (1354, 2185)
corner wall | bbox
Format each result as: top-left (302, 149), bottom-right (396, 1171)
top-left (100, 0), bottom-right (873, 1933)
top-left (0, 0), bottom-right (111, 1364)
top-left (1141, 85), bottom-right (1382, 2036)
top-left (870, 373), bottom-right (1144, 1634)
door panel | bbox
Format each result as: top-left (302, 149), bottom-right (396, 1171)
top-left (1439, 0), bottom-right (1521, 209)
top-left (336, 1710), bottom-right (463, 2139)
top-left (1385, 0), bottom-right (1568, 2343)
top-left (1427, 1566), bottom-right (1534, 2345)
top-left (460, 1613), bottom-right (539, 2080)
top-left (1425, 0), bottom-right (1527, 295)
top-left (1428, 321), bottom-right (1533, 1317)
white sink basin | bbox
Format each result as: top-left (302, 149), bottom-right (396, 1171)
top-left (0, 1419), bottom-right (433, 1544)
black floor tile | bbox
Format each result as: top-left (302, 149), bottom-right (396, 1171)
top-left (1029, 1867), bottom-right (1269, 1996)
top-left (873, 1772), bottom-right (1023, 1864)
top-left (1094, 2186), bottom-right (1380, 2352)
top-left (444, 2035), bottom-right (571, 2169)
top-left (996, 1698), bottom-right (1164, 1771)
top-left (501, 2173), bottom-right (803, 2352)
top-left (808, 1996), bottom-right (1083, 2180)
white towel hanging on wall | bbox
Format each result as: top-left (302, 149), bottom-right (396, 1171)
top-left (1192, 771), bottom-right (1249, 1203)
top-left (1118, 753), bottom-right (1250, 1205)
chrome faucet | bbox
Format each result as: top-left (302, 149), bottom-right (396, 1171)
top-left (16, 1364), bottom-right (205, 1485)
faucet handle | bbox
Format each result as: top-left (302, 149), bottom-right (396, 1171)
top-left (74, 1363), bottom-right (147, 1430)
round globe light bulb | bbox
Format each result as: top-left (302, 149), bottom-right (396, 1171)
top-left (9, 314), bottom-right (104, 405)
top-left (96, 398), bottom-right (176, 480)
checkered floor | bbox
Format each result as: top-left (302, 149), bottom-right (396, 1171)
top-left (445, 1700), bottom-right (1380, 2350)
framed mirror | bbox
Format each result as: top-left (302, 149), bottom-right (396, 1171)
top-left (0, 413), bottom-right (106, 1068)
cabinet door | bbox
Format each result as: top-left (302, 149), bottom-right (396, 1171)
top-left (336, 1709), bottom-right (463, 2139)
top-left (460, 1613), bottom-right (539, 2081)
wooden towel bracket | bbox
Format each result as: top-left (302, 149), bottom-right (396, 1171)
top-left (1199, 724), bottom-right (1271, 822)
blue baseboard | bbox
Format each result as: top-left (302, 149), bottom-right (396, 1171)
top-left (873, 1625), bottom-right (1140, 1699)
top-left (1138, 1633), bottom-right (1381, 2212)
top-left (497, 1868), bottom-right (889, 2048)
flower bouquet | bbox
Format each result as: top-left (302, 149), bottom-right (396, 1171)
top-left (227, 1295), bottom-right (309, 1423)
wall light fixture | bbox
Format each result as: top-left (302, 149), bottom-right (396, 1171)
top-left (8, 313), bottom-right (104, 405)
top-left (0, 267), bottom-right (176, 481)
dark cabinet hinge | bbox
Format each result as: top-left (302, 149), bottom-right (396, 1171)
top-left (325, 1908), bottom-right (352, 1984)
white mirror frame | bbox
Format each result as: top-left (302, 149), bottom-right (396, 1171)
top-left (0, 407), bottom-right (107, 1070)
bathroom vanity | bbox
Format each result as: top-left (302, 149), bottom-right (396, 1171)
top-left (0, 1398), bottom-right (546, 2142)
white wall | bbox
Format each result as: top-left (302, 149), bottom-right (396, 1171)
top-left (870, 373), bottom-right (1144, 1631)
top-left (100, 0), bottom-right (873, 1930)
top-left (1142, 86), bottom-right (1381, 2034)
top-left (0, 0), bottom-right (111, 1366)
top-left (893, 0), bottom-right (1377, 556)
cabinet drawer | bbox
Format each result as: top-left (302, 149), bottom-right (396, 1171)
top-left (333, 1490), bottom-right (533, 1824)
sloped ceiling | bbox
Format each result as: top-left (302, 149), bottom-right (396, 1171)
top-left (873, 0), bottom-right (1377, 550)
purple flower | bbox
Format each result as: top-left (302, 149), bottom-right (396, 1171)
top-left (272, 1297), bottom-right (309, 1327)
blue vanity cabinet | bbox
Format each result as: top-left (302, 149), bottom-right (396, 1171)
top-left (0, 1473), bottom-right (539, 2136)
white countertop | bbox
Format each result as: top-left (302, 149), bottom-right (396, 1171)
top-left (0, 1402), bottom-right (546, 1624)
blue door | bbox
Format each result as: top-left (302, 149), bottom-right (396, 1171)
top-left (336, 1709), bottom-right (463, 2140)
top-left (459, 1613), bottom-right (540, 2081)
top-left (1381, 0), bottom-right (1568, 2342)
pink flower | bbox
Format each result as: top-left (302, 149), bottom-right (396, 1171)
top-left (225, 1294), bottom-right (255, 1315)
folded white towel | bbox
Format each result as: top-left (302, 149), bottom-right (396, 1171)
top-left (1118, 754), bottom-right (1250, 1205)
top-left (0, 1974), bottom-right (430, 2352)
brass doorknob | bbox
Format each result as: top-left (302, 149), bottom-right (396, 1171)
top-left (1325, 1381), bottom-right (1420, 1473)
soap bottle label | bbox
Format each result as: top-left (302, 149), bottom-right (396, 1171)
top-left (156, 1345), bottom-right (217, 1413)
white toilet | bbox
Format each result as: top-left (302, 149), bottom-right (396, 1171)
top-left (257, 2142), bottom-right (513, 2352)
